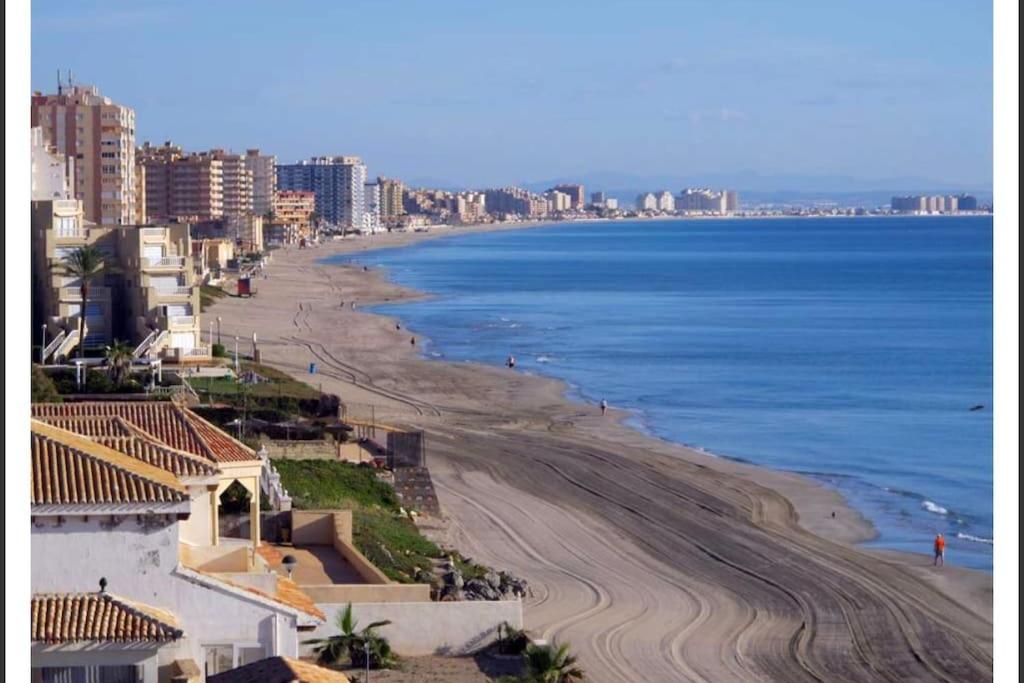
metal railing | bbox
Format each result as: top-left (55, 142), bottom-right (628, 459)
top-left (42, 330), bottom-right (66, 362)
top-left (155, 286), bottom-right (192, 297)
top-left (59, 286), bottom-right (110, 300)
top-left (145, 256), bottom-right (185, 268)
top-left (169, 315), bottom-right (194, 327)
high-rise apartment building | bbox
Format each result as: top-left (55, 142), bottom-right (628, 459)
top-left (552, 184), bottom-right (585, 209)
top-left (657, 191), bottom-right (676, 212)
top-left (211, 150), bottom-right (253, 217)
top-left (636, 193), bottom-right (658, 211)
top-left (590, 191), bottom-right (607, 207)
top-left (245, 149), bottom-right (277, 216)
top-left (677, 188), bottom-right (736, 213)
top-left (273, 190), bottom-right (316, 239)
top-left (32, 82), bottom-right (138, 226)
top-left (137, 143), bottom-right (224, 222)
top-left (377, 177), bottom-right (406, 225)
top-left (276, 156), bottom-right (368, 231)
top-left (546, 190), bottom-right (573, 213)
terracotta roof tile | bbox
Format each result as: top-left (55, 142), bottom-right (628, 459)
top-left (32, 402), bottom-right (258, 464)
top-left (207, 656), bottom-right (349, 683)
top-left (31, 420), bottom-right (187, 506)
top-left (32, 593), bottom-right (183, 644)
top-left (93, 435), bottom-right (220, 478)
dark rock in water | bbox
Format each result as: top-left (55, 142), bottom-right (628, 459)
top-left (969, 404), bottom-right (985, 411)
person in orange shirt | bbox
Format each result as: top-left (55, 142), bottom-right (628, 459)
top-left (933, 533), bottom-right (946, 566)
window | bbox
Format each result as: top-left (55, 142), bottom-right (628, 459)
top-left (40, 666), bottom-right (142, 683)
top-left (204, 644), bottom-right (264, 676)
top-left (56, 216), bottom-right (79, 237)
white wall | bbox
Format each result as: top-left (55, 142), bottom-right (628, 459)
top-left (31, 516), bottom-right (301, 677)
top-left (180, 487), bottom-right (214, 546)
top-left (308, 600), bottom-right (523, 656)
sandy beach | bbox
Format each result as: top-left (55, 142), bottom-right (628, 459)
top-left (210, 227), bottom-right (993, 682)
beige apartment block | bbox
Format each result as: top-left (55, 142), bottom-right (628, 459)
top-left (212, 150), bottom-right (254, 217)
top-left (138, 143), bottom-right (224, 222)
top-left (116, 224), bottom-right (205, 361)
top-left (273, 190), bottom-right (316, 239)
top-left (32, 84), bottom-right (138, 226)
top-left (245, 149), bottom-right (277, 216)
top-left (377, 176), bottom-right (406, 224)
top-left (32, 199), bottom-right (117, 357)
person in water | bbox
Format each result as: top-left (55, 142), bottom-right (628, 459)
top-left (507, 355), bottom-right (516, 368)
top-left (933, 533), bottom-right (946, 566)
top-left (600, 399), bottom-right (608, 416)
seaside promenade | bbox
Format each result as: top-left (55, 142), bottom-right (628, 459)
top-left (209, 230), bottom-right (993, 683)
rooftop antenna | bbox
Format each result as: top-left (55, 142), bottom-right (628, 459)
top-left (57, 69), bottom-right (62, 95)
top-left (68, 69), bottom-right (74, 87)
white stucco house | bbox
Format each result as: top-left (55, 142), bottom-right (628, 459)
top-left (29, 403), bottom-right (325, 682)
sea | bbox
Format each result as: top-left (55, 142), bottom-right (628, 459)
top-left (326, 216), bottom-right (994, 571)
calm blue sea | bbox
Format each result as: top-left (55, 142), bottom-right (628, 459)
top-left (326, 217), bottom-right (993, 570)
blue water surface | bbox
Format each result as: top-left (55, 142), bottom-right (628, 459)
top-left (325, 217), bottom-right (993, 570)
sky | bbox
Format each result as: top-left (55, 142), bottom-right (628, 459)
top-left (31, 0), bottom-right (993, 190)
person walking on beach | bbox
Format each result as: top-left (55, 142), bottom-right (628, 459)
top-left (600, 399), bottom-right (608, 416)
top-left (507, 355), bottom-right (516, 369)
top-left (933, 533), bottom-right (946, 566)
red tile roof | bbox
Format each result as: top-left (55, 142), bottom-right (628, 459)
top-left (31, 421), bottom-right (188, 505)
top-left (32, 593), bottom-right (183, 644)
top-left (207, 656), bottom-right (349, 683)
top-left (32, 402), bottom-right (258, 463)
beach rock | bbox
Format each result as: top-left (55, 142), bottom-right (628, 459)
top-left (443, 570), bottom-right (464, 589)
top-left (439, 585), bottom-right (464, 602)
top-left (484, 570), bottom-right (502, 590)
top-left (464, 578), bottom-right (502, 601)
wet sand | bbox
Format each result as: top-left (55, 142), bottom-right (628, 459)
top-left (211, 229), bottom-right (992, 682)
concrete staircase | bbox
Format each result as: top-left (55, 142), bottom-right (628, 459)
top-left (392, 467), bottom-right (440, 516)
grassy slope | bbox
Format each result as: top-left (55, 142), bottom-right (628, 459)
top-left (273, 460), bottom-right (444, 582)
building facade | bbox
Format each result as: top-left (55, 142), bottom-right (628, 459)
top-left (272, 191), bottom-right (316, 241)
top-left (245, 149), bottom-right (277, 217)
top-left (276, 156), bottom-right (368, 231)
top-left (376, 177), bottom-right (406, 226)
top-left (29, 406), bottom-right (322, 681)
top-left (31, 83), bottom-right (138, 226)
top-left (552, 184), bottom-right (585, 209)
top-left (213, 150), bottom-right (254, 217)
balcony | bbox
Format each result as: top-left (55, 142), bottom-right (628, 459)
top-left (144, 256), bottom-right (186, 269)
top-left (160, 315), bottom-right (196, 329)
top-left (59, 286), bottom-right (111, 301)
top-left (154, 286), bottom-right (194, 298)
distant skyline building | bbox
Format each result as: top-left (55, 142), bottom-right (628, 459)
top-left (546, 190), bottom-right (572, 213)
top-left (137, 142), bottom-right (225, 222)
top-left (604, 197), bottom-right (619, 210)
top-left (31, 82), bottom-right (138, 226)
top-left (551, 184), bottom-right (585, 209)
top-left (211, 149), bottom-right (254, 217)
top-left (276, 156), bottom-right (368, 231)
top-left (636, 192), bottom-right (657, 211)
top-left (891, 194), bottom-right (975, 213)
top-left (657, 191), bottom-right (675, 213)
top-left (377, 177), bottom-right (406, 225)
top-left (590, 191), bottom-right (606, 206)
top-left (245, 149), bottom-right (277, 216)
top-left (677, 188), bottom-right (737, 213)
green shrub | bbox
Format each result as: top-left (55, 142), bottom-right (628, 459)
top-left (31, 366), bottom-right (62, 402)
top-left (273, 460), bottom-right (400, 511)
top-left (212, 343), bottom-right (228, 358)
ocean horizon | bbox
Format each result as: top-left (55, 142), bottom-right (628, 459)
top-left (327, 216), bottom-right (994, 571)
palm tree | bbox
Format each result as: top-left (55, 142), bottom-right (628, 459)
top-left (302, 603), bottom-right (393, 668)
top-left (523, 642), bottom-right (584, 683)
top-left (104, 340), bottom-right (134, 386)
top-left (55, 245), bottom-right (107, 358)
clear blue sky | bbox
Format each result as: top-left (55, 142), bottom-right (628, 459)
top-left (31, 0), bottom-right (992, 189)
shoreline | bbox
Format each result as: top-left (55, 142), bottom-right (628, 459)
top-left (211, 224), bottom-right (992, 681)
